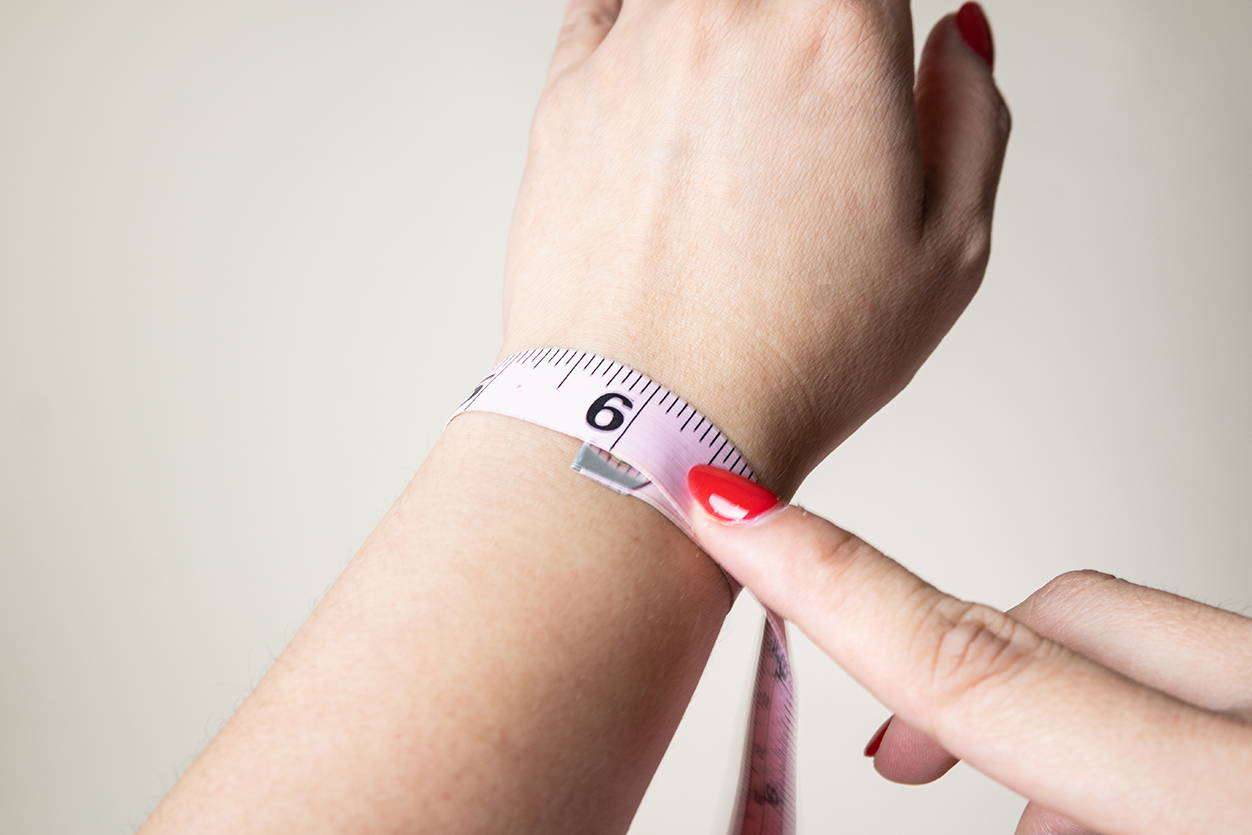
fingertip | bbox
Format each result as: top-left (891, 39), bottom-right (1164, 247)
top-left (687, 493), bottom-right (852, 628)
top-left (955, 2), bottom-right (995, 70)
top-left (687, 464), bottom-right (781, 524)
top-left (869, 718), bottom-right (961, 785)
top-left (863, 718), bottom-right (891, 757)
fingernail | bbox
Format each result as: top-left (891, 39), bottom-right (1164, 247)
top-left (955, 2), bottom-right (994, 69)
top-left (863, 718), bottom-right (891, 757)
top-left (687, 465), bottom-right (780, 523)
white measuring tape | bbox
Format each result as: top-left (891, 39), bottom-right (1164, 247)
top-left (449, 347), bottom-right (795, 835)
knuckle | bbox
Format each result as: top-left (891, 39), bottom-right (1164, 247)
top-left (995, 93), bottom-right (1013, 136)
top-left (1029, 569), bottom-right (1119, 621)
top-left (795, 524), bottom-right (889, 610)
top-left (822, 1), bottom-right (886, 43)
top-left (558, 5), bottom-right (616, 42)
top-left (804, 2), bottom-right (894, 69)
top-left (967, 86), bottom-right (1010, 133)
top-left (927, 218), bottom-right (993, 281)
top-left (920, 601), bottom-right (1044, 705)
top-left (809, 526), bottom-right (878, 584)
top-left (967, 83), bottom-right (1011, 135)
top-left (1042, 569), bottom-right (1118, 599)
top-left (935, 224), bottom-right (992, 282)
top-left (958, 227), bottom-right (993, 275)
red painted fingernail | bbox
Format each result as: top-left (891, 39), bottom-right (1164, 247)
top-left (687, 465), bottom-right (780, 523)
top-left (863, 718), bottom-right (892, 757)
top-left (955, 2), bottom-right (994, 69)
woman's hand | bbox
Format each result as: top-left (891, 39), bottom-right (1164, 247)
top-left (142, 7), bottom-right (1016, 833)
top-left (502, 0), bottom-right (1010, 495)
top-left (686, 464), bottom-right (1252, 834)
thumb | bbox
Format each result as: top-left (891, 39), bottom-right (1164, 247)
top-left (917, 3), bottom-right (1011, 234)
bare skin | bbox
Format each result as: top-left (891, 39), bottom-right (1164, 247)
top-left (142, 1), bottom-right (1013, 832)
top-left (143, 417), bottom-right (730, 832)
top-left (691, 491), bottom-right (1252, 834)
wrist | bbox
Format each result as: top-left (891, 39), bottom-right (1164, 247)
top-left (433, 411), bottom-right (735, 610)
top-left (495, 326), bottom-right (827, 498)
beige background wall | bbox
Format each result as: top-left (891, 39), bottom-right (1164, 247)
top-left (3, 1), bottom-right (1250, 832)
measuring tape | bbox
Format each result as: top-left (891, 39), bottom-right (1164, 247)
top-left (449, 347), bottom-right (796, 835)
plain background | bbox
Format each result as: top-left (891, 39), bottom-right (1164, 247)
top-left (3, 1), bottom-right (1250, 832)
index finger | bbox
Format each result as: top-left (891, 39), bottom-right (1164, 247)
top-left (690, 500), bottom-right (1252, 834)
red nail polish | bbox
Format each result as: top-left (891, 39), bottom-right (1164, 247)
top-left (863, 718), bottom-right (891, 757)
top-left (955, 2), bottom-right (994, 69)
top-left (687, 465), bottom-right (779, 523)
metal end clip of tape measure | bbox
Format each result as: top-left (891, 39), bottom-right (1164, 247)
top-left (448, 347), bottom-right (796, 835)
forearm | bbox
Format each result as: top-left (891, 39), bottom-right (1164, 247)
top-left (143, 0), bottom-right (1016, 826)
top-left (142, 413), bottom-right (732, 833)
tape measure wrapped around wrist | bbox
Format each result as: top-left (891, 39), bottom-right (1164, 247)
top-left (448, 347), bottom-right (796, 835)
